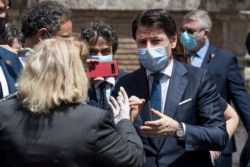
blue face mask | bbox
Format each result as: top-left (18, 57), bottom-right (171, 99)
top-left (138, 42), bottom-right (170, 72)
top-left (87, 55), bottom-right (113, 62)
top-left (180, 31), bottom-right (197, 50)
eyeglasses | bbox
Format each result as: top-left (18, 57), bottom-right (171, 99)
top-left (180, 27), bottom-right (197, 35)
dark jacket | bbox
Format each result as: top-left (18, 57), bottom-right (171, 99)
top-left (88, 69), bottom-right (127, 108)
top-left (0, 47), bottom-right (22, 98)
top-left (201, 44), bottom-right (250, 154)
top-left (112, 59), bottom-right (228, 167)
top-left (0, 99), bottom-right (144, 167)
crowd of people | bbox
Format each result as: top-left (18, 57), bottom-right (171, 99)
top-left (0, 0), bottom-right (249, 167)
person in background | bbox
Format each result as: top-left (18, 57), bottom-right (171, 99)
top-left (210, 97), bottom-right (239, 166)
top-left (112, 8), bottom-right (228, 167)
top-left (0, 0), bottom-right (8, 34)
top-left (0, 24), bottom-right (24, 49)
top-left (239, 32), bottom-right (250, 167)
top-left (245, 31), bottom-right (250, 56)
top-left (20, 0), bottom-right (72, 66)
top-left (0, 0), bottom-right (22, 99)
top-left (0, 0), bottom-right (72, 100)
top-left (0, 37), bottom-right (145, 167)
top-left (180, 9), bottom-right (250, 167)
top-left (79, 21), bottom-right (127, 111)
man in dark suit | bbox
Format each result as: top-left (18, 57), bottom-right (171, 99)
top-left (113, 9), bottom-right (228, 167)
top-left (180, 9), bottom-right (250, 167)
top-left (239, 32), bottom-right (250, 167)
top-left (79, 21), bottom-right (127, 110)
top-left (0, 0), bottom-right (22, 98)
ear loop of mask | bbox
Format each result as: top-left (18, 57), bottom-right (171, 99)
top-left (165, 38), bottom-right (172, 58)
top-left (195, 29), bottom-right (205, 37)
top-left (47, 31), bottom-right (53, 38)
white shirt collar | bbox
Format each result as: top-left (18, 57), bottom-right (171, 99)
top-left (94, 77), bottom-right (116, 89)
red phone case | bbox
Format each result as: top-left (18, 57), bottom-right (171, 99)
top-left (87, 61), bottom-right (119, 78)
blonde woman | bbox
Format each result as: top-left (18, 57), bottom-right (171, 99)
top-left (0, 37), bottom-right (144, 167)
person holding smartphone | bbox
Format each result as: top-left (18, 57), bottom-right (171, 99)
top-left (79, 21), bottom-right (127, 111)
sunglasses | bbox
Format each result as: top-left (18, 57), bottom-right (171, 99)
top-left (179, 27), bottom-right (197, 35)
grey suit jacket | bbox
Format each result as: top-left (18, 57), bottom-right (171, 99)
top-left (0, 99), bottom-right (144, 167)
top-left (113, 59), bottom-right (228, 167)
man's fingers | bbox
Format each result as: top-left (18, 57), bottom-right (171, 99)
top-left (150, 108), bottom-right (163, 119)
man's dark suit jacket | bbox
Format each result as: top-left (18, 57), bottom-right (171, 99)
top-left (88, 69), bottom-right (127, 108)
top-left (0, 99), bottom-right (144, 167)
top-left (112, 59), bottom-right (228, 167)
top-left (245, 31), bottom-right (250, 55)
top-left (0, 47), bottom-right (22, 98)
top-left (200, 44), bottom-right (250, 154)
top-left (240, 32), bottom-right (250, 167)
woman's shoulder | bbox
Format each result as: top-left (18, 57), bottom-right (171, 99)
top-left (68, 103), bottom-right (109, 119)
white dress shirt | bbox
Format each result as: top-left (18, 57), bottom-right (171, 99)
top-left (146, 59), bottom-right (173, 113)
top-left (94, 77), bottom-right (115, 103)
top-left (0, 66), bottom-right (9, 97)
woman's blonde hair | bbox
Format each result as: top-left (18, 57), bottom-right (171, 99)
top-left (17, 37), bottom-right (89, 113)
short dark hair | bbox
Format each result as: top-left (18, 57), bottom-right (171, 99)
top-left (8, 0), bottom-right (12, 7)
top-left (79, 21), bottom-right (118, 55)
top-left (132, 9), bottom-right (188, 63)
top-left (0, 24), bottom-right (24, 46)
top-left (132, 9), bottom-right (177, 40)
top-left (21, 1), bottom-right (71, 38)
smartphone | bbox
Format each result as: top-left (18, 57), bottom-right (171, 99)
top-left (86, 61), bottom-right (119, 78)
top-left (16, 48), bottom-right (31, 57)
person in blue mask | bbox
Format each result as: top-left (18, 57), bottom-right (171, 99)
top-left (79, 21), bottom-right (127, 111)
top-left (180, 9), bottom-right (250, 167)
top-left (112, 8), bottom-right (229, 167)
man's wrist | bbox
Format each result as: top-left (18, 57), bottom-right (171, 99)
top-left (175, 122), bottom-right (185, 140)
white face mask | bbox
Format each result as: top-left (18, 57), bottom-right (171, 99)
top-left (87, 55), bottom-right (113, 62)
top-left (137, 41), bottom-right (170, 72)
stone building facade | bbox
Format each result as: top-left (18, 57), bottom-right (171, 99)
top-left (8, 0), bottom-right (250, 166)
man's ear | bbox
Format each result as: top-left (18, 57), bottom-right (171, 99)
top-left (204, 29), bottom-right (210, 38)
top-left (170, 34), bottom-right (177, 48)
top-left (37, 28), bottom-right (50, 41)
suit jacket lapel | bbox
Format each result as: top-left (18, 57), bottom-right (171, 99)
top-left (163, 59), bottom-right (188, 118)
top-left (87, 84), bottom-right (100, 107)
top-left (201, 44), bottom-right (217, 69)
top-left (134, 68), bottom-right (151, 123)
top-left (133, 68), bottom-right (160, 149)
top-left (158, 59), bottom-right (188, 150)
